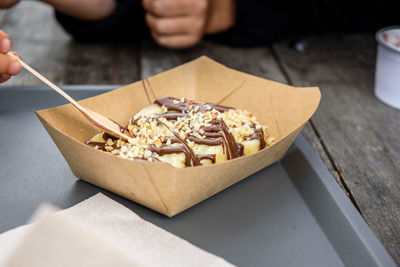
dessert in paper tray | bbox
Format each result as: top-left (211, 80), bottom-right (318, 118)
top-left (36, 56), bottom-right (320, 216)
top-left (86, 96), bottom-right (275, 168)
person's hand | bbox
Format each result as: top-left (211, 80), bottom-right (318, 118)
top-left (143, 0), bottom-right (236, 49)
top-left (143, 0), bottom-right (209, 48)
top-left (0, 30), bottom-right (21, 83)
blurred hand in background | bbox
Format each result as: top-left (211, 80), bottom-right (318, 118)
top-left (143, 0), bottom-right (236, 48)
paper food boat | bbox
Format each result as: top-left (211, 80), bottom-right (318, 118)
top-left (36, 56), bottom-right (320, 217)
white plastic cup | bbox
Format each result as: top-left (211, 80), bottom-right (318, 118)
top-left (375, 26), bottom-right (400, 110)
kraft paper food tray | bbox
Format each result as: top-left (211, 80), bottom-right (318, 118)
top-left (36, 56), bottom-right (320, 217)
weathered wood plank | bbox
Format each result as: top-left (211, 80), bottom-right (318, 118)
top-left (274, 35), bottom-right (400, 264)
top-left (0, 2), bottom-right (139, 85)
top-left (141, 40), bottom-right (287, 83)
top-left (0, 2), bottom-right (70, 85)
top-left (343, 34), bottom-right (377, 67)
top-left (301, 121), bottom-right (345, 191)
top-left (61, 42), bottom-right (139, 85)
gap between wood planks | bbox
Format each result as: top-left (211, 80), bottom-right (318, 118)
top-left (136, 41), bottom-right (143, 81)
top-left (268, 45), bottom-right (362, 214)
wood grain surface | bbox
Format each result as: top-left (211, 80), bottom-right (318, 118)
top-left (1, 1), bottom-right (399, 265)
top-left (0, 2), bottom-right (139, 85)
top-left (274, 35), bottom-right (400, 262)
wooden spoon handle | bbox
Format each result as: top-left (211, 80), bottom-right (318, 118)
top-left (8, 52), bottom-right (131, 141)
top-left (7, 52), bottom-right (85, 111)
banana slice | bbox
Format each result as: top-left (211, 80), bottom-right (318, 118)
top-left (241, 139), bottom-right (261, 156)
top-left (192, 144), bottom-right (227, 164)
top-left (157, 153), bottom-right (186, 168)
top-left (134, 103), bottom-right (164, 117)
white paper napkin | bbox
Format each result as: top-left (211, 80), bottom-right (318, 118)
top-left (0, 193), bottom-right (234, 267)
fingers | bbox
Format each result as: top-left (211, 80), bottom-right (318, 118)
top-left (0, 30), bottom-right (12, 53)
top-left (9, 51), bottom-right (21, 60)
top-left (143, 0), bottom-right (208, 48)
top-left (0, 29), bottom-right (21, 82)
top-left (150, 30), bottom-right (201, 48)
top-left (0, 74), bottom-right (11, 83)
top-left (145, 13), bottom-right (204, 35)
top-left (0, 52), bottom-right (21, 76)
top-left (147, 13), bottom-right (203, 48)
top-left (143, 0), bottom-right (207, 17)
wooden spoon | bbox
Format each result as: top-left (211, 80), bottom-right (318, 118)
top-left (8, 52), bottom-right (131, 141)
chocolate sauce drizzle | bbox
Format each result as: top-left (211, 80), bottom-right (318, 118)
top-left (155, 97), bottom-right (233, 114)
top-left (247, 129), bottom-right (266, 150)
top-left (87, 97), bottom-right (266, 167)
top-left (197, 154), bottom-right (216, 163)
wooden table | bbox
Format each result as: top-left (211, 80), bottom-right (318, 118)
top-left (2, 2), bottom-right (399, 264)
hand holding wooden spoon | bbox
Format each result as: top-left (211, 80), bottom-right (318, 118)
top-left (8, 52), bottom-right (131, 141)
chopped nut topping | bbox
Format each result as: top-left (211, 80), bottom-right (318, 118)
top-left (105, 146), bottom-right (113, 152)
top-left (144, 150), bottom-right (152, 158)
top-left (88, 96), bottom-right (272, 167)
top-left (179, 131), bottom-right (186, 140)
top-left (188, 141), bottom-right (195, 148)
top-left (154, 138), bottom-right (162, 147)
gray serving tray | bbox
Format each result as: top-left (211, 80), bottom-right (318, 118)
top-left (0, 86), bottom-right (396, 267)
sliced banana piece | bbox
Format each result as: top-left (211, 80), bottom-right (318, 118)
top-left (241, 139), bottom-right (261, 156)
top-left (200, 159), bottom-right (213, 165)
top-left (192, 144), bottom-right (227, 164)
top-left (134, 103), bottom-right (164, 118)
top-left (157, 153), bottom-right (186, 168)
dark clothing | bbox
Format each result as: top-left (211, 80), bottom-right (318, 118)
top-left (55, 0), bottom-right (148, 42)
top-left (56, 0), bottom-right (398, 46)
